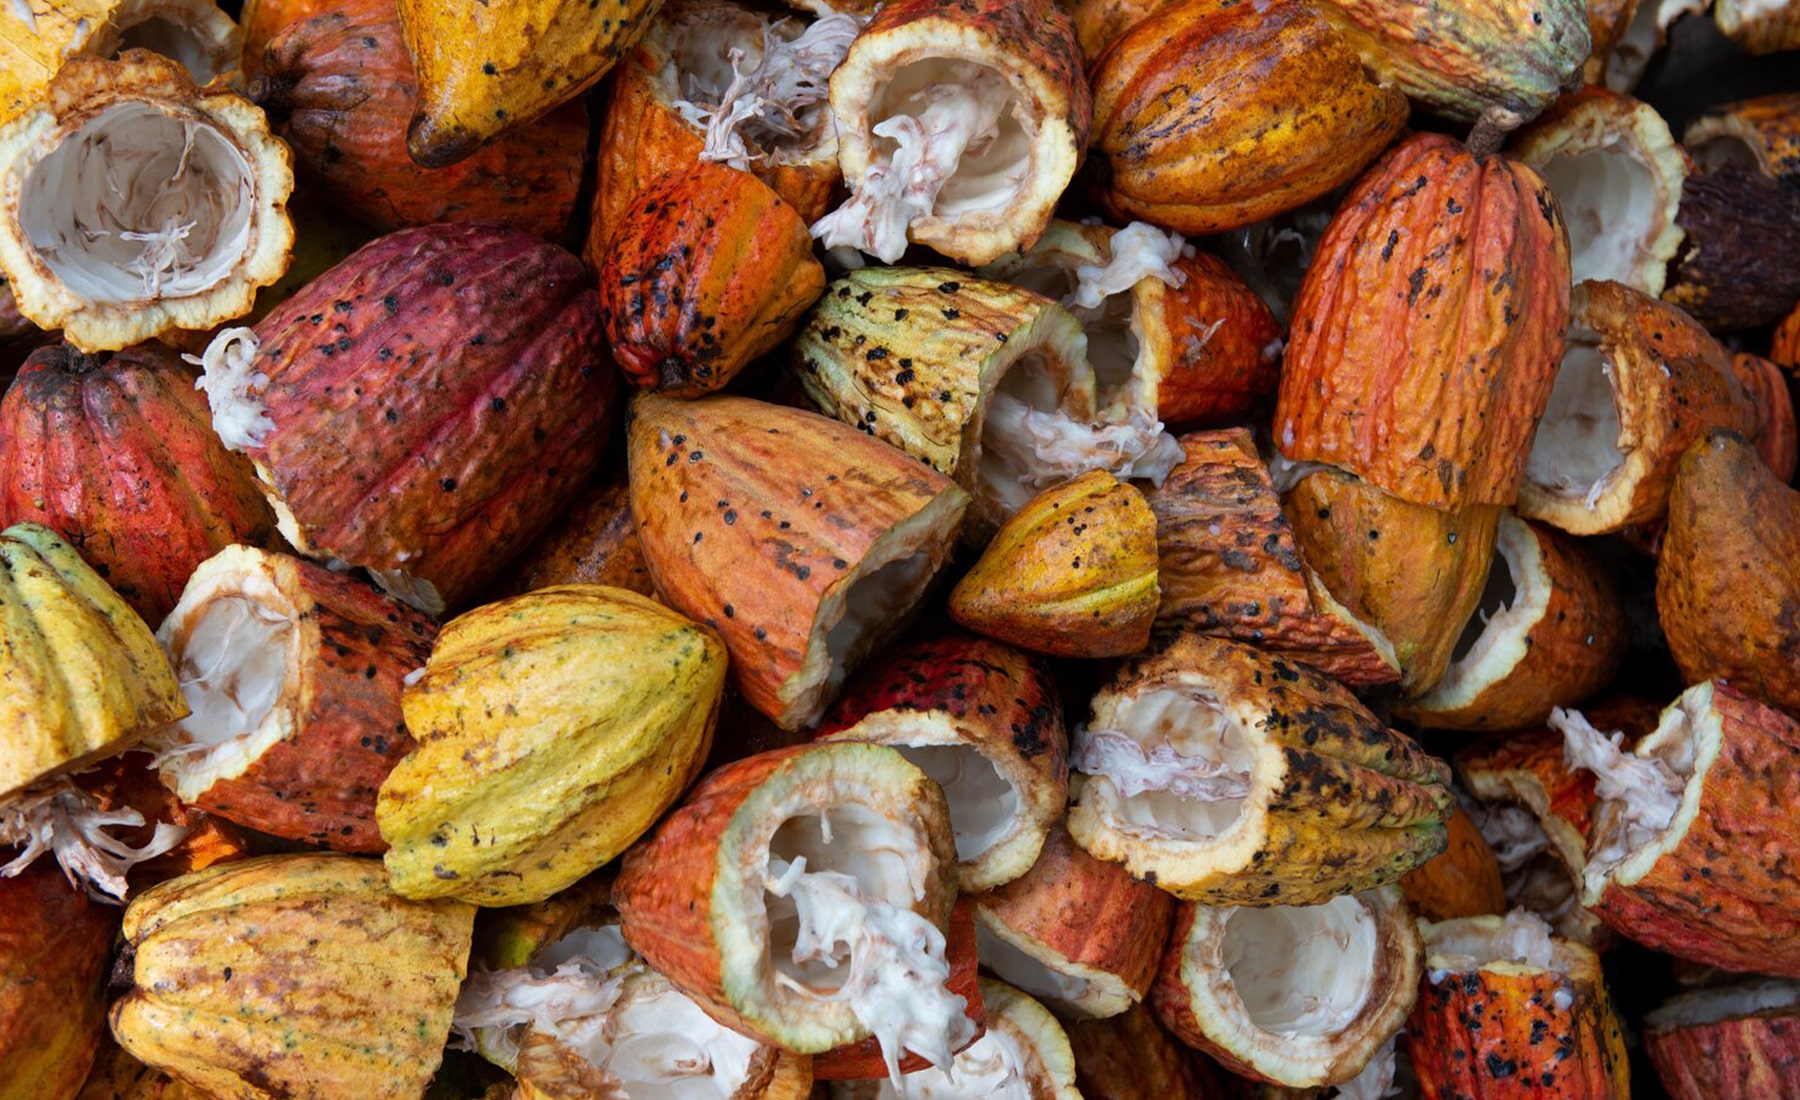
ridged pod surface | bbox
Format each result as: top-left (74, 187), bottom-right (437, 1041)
top-left (600, 164), bottom-right (824, 397)
top-left (627, 393), bottom-right (968, 730)
top-left (1285, 467), bottom-right (1500, 695)
top-left (253, 0), bottom-right (587, 239)
top-left (791, 266), bottom-right (1096, 532)
top-left (0, 341), bottom-right (273, 626)
top-left (208, 222), bottom-right (616, 616)
top-left (503, 477), bottom-right (657, 599)
top-left (0, 861), bottom-right (117, 1100)
top-left (396, 0), bottom-right (661, 168)
top-left (1276, 133), bottom-right (1571, 510)
top-left (1145, 430), bottom-right (1401, 687)
top-left (378, 586), bottom-right (726, 905)
top-left (0, 523), bottom-right (184, 797)
top-left (1088, 0), bottom-right (1407, 235)
top-left (974, 824), bottom-right (1174, 1020)
top-left (110, 854), bottom-right (475, 1100)
top-left (1658, 431), bottom-right (1800, 717)
top-left (1312, 0), bottom-right (1590, 123)
top-left (950, 471), bottom-right (1160, 660)
top-left (1065, 1003), bottom-right (1229, 1100)
top-left (1399, 804), bottom-right (1508, 921)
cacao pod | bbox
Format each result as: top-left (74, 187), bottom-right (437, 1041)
top-left (1275, 132), bottom-right (1572, 511)
top-left (193, 221), bottom-right (618, 616)
top-left (252, 0), bottom-right (587, 239)
top-left (0, 340), bottom-right (274, 625)
top-left (0, 52), bottom-right (294, 351)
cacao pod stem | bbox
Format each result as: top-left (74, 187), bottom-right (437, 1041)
top-left (1467, 107), bottom-right (1524, 157)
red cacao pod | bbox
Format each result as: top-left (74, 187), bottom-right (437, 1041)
top-left (0, 340), bottom-right (275, 625)
top-left (193, 222), bottom-right (618, 616)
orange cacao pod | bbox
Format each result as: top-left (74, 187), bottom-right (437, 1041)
top-left (599, 164), bottom-right (825, 397)
top-left (1276, 132), bottom-right (1572, 510)
top-left (1089, 0), bottom-right (1407, 236)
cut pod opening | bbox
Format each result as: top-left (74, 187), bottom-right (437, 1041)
top-left (1220, 896), bottom-right (1378, 1037)
top-left (534, 924), bottom-right (632, 972)
top-left (1525, 325), bottom-right (1623, 508)
top-left (765, 806), bottom-right (922, 996)
top-left (561, 967), bottom-right (763, 1097)
top-left (812, 60), bottom-right (1027, 261)
top-left (987, 251), bottom-right (1142, 399)
top-left (760, 802), bottom-right (973, 1075)
top-left (787, 483), bottom-right (962, 730)
top-left (978, 352), bottom-right (1090, 516)
top-left (973, 921), bottom-right (1092, 1006)
top-left (662, 2), bottom-right (856, 169)
top-left (1554, 689), bottom-right (1699, 890)
top-left (869, 61), bottom-right (1027, 221)
top-left (822, 553), bottom-right (936, 702)
top-left (1688, 132), bottom-right (1764, 175)
top-left (1507, 856), bottom-right (1586, 937)
top-left (1539, 145), bottom-right (1664, 289)
top-left (1169, 890), bottom-right (1416, 1088)
top-left (867, 1013), bottom-right (1035, 1099)
top-left (1466, 800), bottom-right (1590, 940)
top-left (1414, 515), bottom-right (1547, 710)
top-left (977, 348), bottom-right (1182, 521)
top-left (20, 104), bottom-right (255, 303)
top-left (1084, 289), bottom-right (1141, 399)
top-left (891, 744), bottom-right (1021, 862)
top-left (978, 222), bottom-right (1185, 416)
top-left (176, 595), bottom-right (291, 743)
top-left (154, 581), bottom-right (299, 803)
top-left (1073, 688), bottom-right (1256, 843)
top-left (111, 18), bottom-right (223, 80)
top-left (1423, 910), bottom-right (1566, 976)
top-left (1449, 544), bottom-right (1517, 665)
top-left (1606, 0), bottom-right (1707, 92)
top-left (1647, 979), bottom-right (1800, 1029)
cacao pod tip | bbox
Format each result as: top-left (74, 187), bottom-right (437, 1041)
top-left (247, 71), bottom-right (294, 121)
top-left (108, 939), bottom-right (137, 1000)
top-left (406, 116), bottom-right (479, 170)
top-left (1697, 426), bottom-right (1751, 455)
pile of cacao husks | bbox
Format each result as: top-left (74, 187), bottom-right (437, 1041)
top-left (2, 0), bottom-right (1799, 1094)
